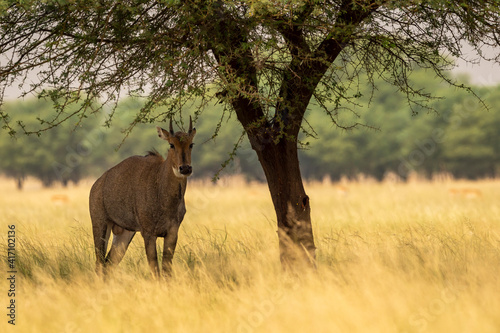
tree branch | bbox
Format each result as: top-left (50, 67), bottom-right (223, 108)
top-left (205, 1), bottom-right (266, 137)
top-left (273, 1), bottom-right (384, 138)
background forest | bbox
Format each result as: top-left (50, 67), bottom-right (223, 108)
top-left (1, 67), bottom-right (499, 188)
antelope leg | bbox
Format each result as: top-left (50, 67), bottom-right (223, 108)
top-left (143, 234), bottom-right (160, 278)
top-left (105, 227), bottom-right (136, 266)
top-left (162, 226), bottom-right (179, 276)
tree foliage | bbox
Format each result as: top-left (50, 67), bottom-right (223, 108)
top-left (1, 1), bottom-right (499, 134)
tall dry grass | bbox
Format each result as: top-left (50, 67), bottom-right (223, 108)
top-left (1, 177), bottom-right (500, 332)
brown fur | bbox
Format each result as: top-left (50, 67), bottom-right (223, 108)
top-left (89, 118), bottom-right (196, 277)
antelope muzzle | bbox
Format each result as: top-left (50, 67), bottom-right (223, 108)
top-left (179, 165), bottom-right (192, 176)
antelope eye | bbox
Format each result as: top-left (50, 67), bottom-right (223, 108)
top-left (189, 143), bottom-right (194, 149)
top-left (169, 143), bottom-right (175, 149)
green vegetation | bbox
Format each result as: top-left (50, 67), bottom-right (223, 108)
top-left (1, 69), bottom-right (499, 187)
top-left (300, 70), bottom-right (500, 181)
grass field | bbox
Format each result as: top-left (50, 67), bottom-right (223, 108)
top-left (1, 177), bottom-right (499, 333)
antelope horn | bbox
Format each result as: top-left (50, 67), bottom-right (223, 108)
top-left (188, 116), bottom-right (193, 134)
top-left (169, 117), bottom-right (174, 135)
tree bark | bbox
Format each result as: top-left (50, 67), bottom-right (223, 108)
top-left (202, 2), bottom-right (316, 267)
top-left (16, 176), bottom-right (24, 190)
top-left (248, 132), bottom-right (316, 268)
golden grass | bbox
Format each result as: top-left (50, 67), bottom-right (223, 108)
top-left (1, 177), bottom-right (500, 332)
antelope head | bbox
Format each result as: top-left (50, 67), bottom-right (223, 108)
top-left (156, 116), bottom-right (196, 178)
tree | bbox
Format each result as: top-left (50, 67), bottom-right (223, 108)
top-left (0, 98), bottom-right (104, 187)
top-left (441, 86), bottom-right (500, 178)
top-left (1, 0), bottom-right (500, 267)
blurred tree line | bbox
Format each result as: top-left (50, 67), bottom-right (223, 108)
top-left (300, 69), bottom-right (500, 181)
top-left (1, 68), bottom-right (499, 188)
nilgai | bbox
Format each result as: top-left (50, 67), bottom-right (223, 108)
top-left (89, 117), bottom-right (196, 277)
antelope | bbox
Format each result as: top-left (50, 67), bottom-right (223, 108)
top-left (336, 185), bottom-right (349, 196)
top-left (89, 117), bottom-right (196, 277)
top-left (448, 188), bottom-right (482, 199)
top-left (50, 194), bottom-right (69, 205)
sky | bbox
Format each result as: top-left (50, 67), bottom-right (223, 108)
top-left (452, 43), bottom-right (500, 86)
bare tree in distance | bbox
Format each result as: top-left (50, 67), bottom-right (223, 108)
top-left (1, 0), bottom-right (499, 267)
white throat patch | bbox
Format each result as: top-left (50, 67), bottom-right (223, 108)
top-left (172, 166), bottom-right (186, 178)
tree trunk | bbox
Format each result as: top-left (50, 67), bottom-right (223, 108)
top-left (16, 176), bottom-right (24, 190)
top-left (206, 6), bottom-right (317, 268)
top-left (250, 134), bottom-right (316, 268)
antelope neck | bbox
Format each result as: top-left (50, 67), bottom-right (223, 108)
top-left (158, 155), bottom-right (187, 200)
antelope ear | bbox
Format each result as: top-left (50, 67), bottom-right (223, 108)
top-left (156, 126), bottom-right (171, 140)
top-left (189, 127), bottom-right (196, 138)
